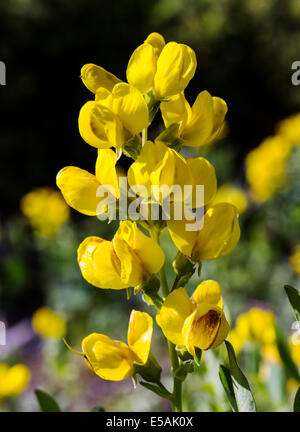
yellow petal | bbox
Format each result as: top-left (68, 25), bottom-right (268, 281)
top-left (186, 157), bottom-right (217, 206)
top-left (145, 32), bottom-right (165, 57)
top-left (167, 217), bottom-right (198, 257)
top-left (82, 333), bottom-right (134, 381)
top-left (211, 184), bottom-right (248, 215)
top-left (154, 42), bottom-right (197, 99)
top-left (183, 304), bottom-right (222, 353)
top-left (156, 287), bottom-right (195, 346)
top-left (115, 221), bottom-right (165, 278)
top-left (210, 97), bottom-right (228, 140)
top-left (191, 203), bottom-right (240, 261)
top-left (211, 313), bottom-right (230, 348)
top-left (56, 166), bottom-right (102, 216)
top-left (95, 149), bottom-right (119, 198)
top-left (81, 63), bottom-right (121, 93)
top-left (126, 43), bottom-right (157, 94)
top-left (182, 91), bottom-right (214, 147)
top-left (78, 101), bottom-right (124, 149)
top-left (112, 235), bottom-right (144, 287)
top-left (128, 140), bottom-right (167, 197)
top-left (77, 237), bottom-right (128, 289)
top-left (32, 307), bottom-right (66, 339)
top-left (111, 83), bottom-right (149, 135)
top-left (160, 92), bottom-right (191, 133)
top-left (193, 280), bottom-right (222, 305)
top-left (127, 310), bottom-right (153, 364)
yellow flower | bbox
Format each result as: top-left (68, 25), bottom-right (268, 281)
top-left (276, 113), bottom-right (300, 148)
top-left (167, 203), bottom-right (240, 262)
top-left (56, 148), bottom-right (119, 216)
top-left (128, 140), bottom-right (217, 206)
top-left (234, 308), bottom-right (276, 347)
top-left (212, 184), bottom-right (248, 215)
top-left (160, 91), bottom-right (227, 147)
top-left (127, 33), bottom-right (197, 99)
top-left (289, 245), bottom-right (300, 275)
top-left (79, 83), bottom-right (148, 149)
top-left (0, 363), bottom-right (31, 398)
top-left (261, 343), bottom-right (281, 365)
top-left (32, 307), bottom-right (66, 339)
top-left (246, 136), bottom-right (292, 202)
top-left (21, 188), bottom-right (70, 236)
top-left (156, 281), bottom-right (229, 356)
top-left (82, 310), bottom-right (153, 381)
top-left (77, 221), bottom-right (165, 289)
top-left (81, 63), bottom-right (121, 94)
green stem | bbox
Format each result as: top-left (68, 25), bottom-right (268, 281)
top-left (150, 227), bottom-right (183, 412)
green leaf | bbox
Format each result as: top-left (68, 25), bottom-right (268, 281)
top-left (35, 389), bottom-right (61, 412)
top-left (224, 341), bottom-right (256, 412)
top-left (284, 285), bottom-right (300, 323)
top-left (92, 406), bottom-right (105, 412)
top-left (140, 381), bottom-right (173, 400)
top-left (219, 365), bottom-right (238, 412)
top-left (275, 326), bottom-right (300, 383)
top-left (293, 387), bottom-right (300, 412)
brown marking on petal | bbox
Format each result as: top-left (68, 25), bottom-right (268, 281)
top-left (192, 309), bottom-right (221, 350)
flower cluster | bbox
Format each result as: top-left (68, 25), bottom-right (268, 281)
top-left (56, 33), bottom-right (241, 404)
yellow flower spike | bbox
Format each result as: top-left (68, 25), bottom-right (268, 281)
top-left (157, 282), bottom-right (229, 355)
top-left (212, 184), bottom-right (248, 215)
top-left (32, 307), bottom-right (66, 339)
top-left (154, 42), bottom-right (197, 99)
top-left (81, 310), bottom-right (153, 381)
top-left (78, 101), bottom-right (124, 149)
top-left (81, 63), bottom-right (121, 93)
top-left (160, 90), bottom-right (227, 147)
top-left (77, 221), bottom-right (164, 290)
top-left (127, 32), bottom-right (165, 94)
top-left (167, 203), bottom-right (240, 262)
top-left (20, 188), bottom-right (70, 236)
top-left (57, 149), bottom-right (119, 216)
top-left (0, 364), bottom-right (31, 398)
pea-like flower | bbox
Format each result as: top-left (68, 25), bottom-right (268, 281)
top-left (156, 281), bottom-right (229, 355)
top-left (160, 91), bottom-right (227, 148)
top-left (32, 307), bottom-right (66, 339)
top-left (167, 202), bottom-right (240, 262)
top-left (79, 82), bottom-right (149, 150)
top-left (211, 184), bottom-right (248, 215)
top-left (128, 140), bottom-right (217, 207)
top-left (0, 363), bottom-right (31, 399)
top-left (289, 245), bottom-right (300, 275)
top-left (56, 148), bottom-right (119, 216)
top-left (126, 32), bottom-right (197, 99)
top-left (78, 221), bottom-right (165, 289)
top-left (82, 310), bottom-right (153, 381)
top-left (20, 188), bottom-right (70, 236)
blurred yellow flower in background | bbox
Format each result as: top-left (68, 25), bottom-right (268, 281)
top-left (246, 136), bottom-right (292, 202)
top-left (32, 307), bottom-right (66, 339)
top-left (276, 113), bottom-right (300, 148)
top-left (230, 307), bottom-right (276, 354)
top-left (82, 310), bottom-right (153, 381)
top-left (212, 184), bottom-right (248, 215)
top-left (0, 364), bottom-right (31, 399)
top-left (289, 336), bottom-right (300, 366)
top-left (157, 281), bottom-right (229, 355)
top-left (21, 187), bottom-right (70, 236)
top-left (289, 245), bottom-right (300, 275)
